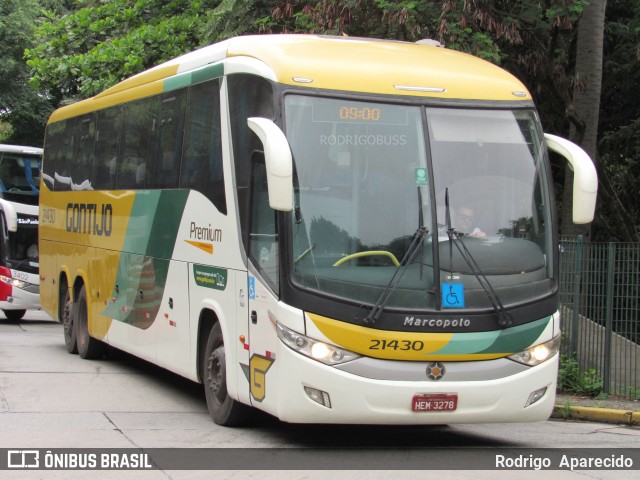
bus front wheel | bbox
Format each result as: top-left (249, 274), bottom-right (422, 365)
top-left (203, 322), bottom-right (251, 426)
top-left (2, 309), bottom-right (26, 321)
top-left (74, 285), bottom-right (106, 359)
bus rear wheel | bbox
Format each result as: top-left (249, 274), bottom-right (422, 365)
top-left (203, 322), bottom-right (251, 426)
top-left (61, 287), bottom-right (77, 354)
top-left (74, 286), bottom-right (106, 359)
top-left (2, 309), bottom-right (26, 321)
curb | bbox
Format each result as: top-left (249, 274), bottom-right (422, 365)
top-left (553, 404), bottom-right (640, 426)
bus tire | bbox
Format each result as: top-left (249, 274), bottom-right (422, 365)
top-left (203, 322), bottom-right (251, 426)
top-left (61, 287), bottom-right (77, 354)
top-left (3, 309), bottom-right (26, 321)
top-left (74, 285), bottom-right (106, 359)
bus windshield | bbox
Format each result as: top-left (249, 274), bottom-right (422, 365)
top-left (0, 152), bottom-right (41, 196)
top-left (286, 95), bottom-right (554, 311)
top-left (0, 148), bottom-right (40, 276)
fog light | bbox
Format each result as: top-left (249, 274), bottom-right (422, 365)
top-left (304, 386), bottom-right (332, 408)
top-left (524, 387), bottom-right (547, 408)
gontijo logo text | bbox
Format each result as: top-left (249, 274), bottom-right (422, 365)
top-left (66, 203), bottom-right (113, 236)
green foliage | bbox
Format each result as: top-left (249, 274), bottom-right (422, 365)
top-left (264, 0), bottom-right (441, 40)
top-left (627, 386), bottom-right (640, 400)
top-left (0, 121), bottom-right (15, 142)
top-left (555, 400), bottom-right (575, 419)
top-left (591, 0), bottom-right (640, 241)
top-left (26, 0), bottom-right (221, 100)
top-left (0, 0), bottom-right (52, 145)
top-left (199, 0), bottom-right (264, 43)
top-left (17, 0), bottom-right (640, 241)
top-left (557, 354), bottom-right (604, 398)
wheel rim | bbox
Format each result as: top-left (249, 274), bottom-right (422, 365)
top-left (207, 347), bottom-right (227, 405)
top-left (62, 297), bottom-right (72, 334)
top-left (77, 298), bottom-right (87, 348)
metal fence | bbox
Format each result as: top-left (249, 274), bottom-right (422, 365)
top-left (558, 236), bottom-right (640, 398)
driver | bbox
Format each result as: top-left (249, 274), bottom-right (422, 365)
top-left (453, 206), bottom-right (486, 238)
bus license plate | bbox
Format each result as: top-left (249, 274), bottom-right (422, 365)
top-left (412, 393), bottom-right (458, 412)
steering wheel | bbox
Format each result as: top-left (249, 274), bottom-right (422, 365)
top-left (294, 244), bottom-right (315, 263)
top-left (333, 250), bottom-right (400, 267)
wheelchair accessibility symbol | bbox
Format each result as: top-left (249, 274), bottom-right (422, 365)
top-left (248, 276), bottom-right (256, 300)
top-left (442, 283), bottom-right (464, 308)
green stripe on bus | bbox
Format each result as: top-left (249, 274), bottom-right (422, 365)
top-left (145, 189), bottom-right (189, 259)
top-left (479, 316), bottom-right (551, 354)
top-left (163, 63), bottom-right (224, 92)
top-left (101, 190), bottom-right (189, 327)
top-left (192, 63), bottom-right (224, 84)
top-left (433, 316), bottom-right (551, 355)
top-left (163, 74), bottom-right (192, 92)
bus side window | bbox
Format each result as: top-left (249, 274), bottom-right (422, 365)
top-left (51, 118), bottom-right (76, 191)
top-left (65, 114), bottom-right (96, 190)
top-left (227, 74), bottom-right (274, 255)
top-left (93, 106), bottom-right (122, 190)
top-left (180, 78), bottom-right (226, 214)
top-left (118, 97), bottom-right (156, 189)
top-left (148, 91), bottom-right (186, 189)
top-left (249, 153), bottom-right (278, 293)
top-left (43, 121), bottom-right (64, 190)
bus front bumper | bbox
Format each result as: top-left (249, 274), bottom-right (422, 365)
top-left (270, 344), bottom-right (558, 425)
top-left (0, 288), bottom-right (41, 311)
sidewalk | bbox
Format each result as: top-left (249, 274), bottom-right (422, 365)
top-left (553, 392), bottom-right (640, 426)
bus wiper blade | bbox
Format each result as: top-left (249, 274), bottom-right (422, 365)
top-left (364, 226), bottom-right (428, 326)
top-left (8, 258), bottom-right (34, 271)
top-left (446, 229), bottom-right (513, 329)
top-left (444, 188), bottom-right (512, 329)
top-left (364, 187), bottom-right (428, 326)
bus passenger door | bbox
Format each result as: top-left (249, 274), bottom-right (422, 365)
top-left (246, 156), bottom-right (280, 415)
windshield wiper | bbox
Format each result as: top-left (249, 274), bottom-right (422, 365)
top-left (364, 187), bottom-right (428, 325)
top-left (445, 188), bottom-right (513, 328)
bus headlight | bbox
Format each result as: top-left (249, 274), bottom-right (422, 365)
top-left (508, 334), bottom-right (561, 366)
top-left (276, 322), bottom-right (360, 365)
top-left (0, 274), bottom-right (27, 289)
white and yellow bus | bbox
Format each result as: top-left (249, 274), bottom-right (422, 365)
top-left (0, 144), bottom-right (42, 321)
top-left (39, 35), bottom-right (597, 425)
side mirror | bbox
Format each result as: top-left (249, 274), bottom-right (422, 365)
top-left (0, 199), bottom-right (18, 232)
top-left (544, 133), bottom-right (598, 224)
top-left (247, 117), bottom-right (294, 212)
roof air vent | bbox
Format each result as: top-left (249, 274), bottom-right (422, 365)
top-left (415, 39), bottom-right (444, 47)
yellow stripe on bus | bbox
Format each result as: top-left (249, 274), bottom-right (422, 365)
top-left (47, 74), bottom-right (170, 123)
top-left (307, 312), bottom-right (456, 361)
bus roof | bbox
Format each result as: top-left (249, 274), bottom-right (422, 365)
top-left (0, 144), bottom-right (43, 155)
top-left (49, 34), bottom-right (532, 123)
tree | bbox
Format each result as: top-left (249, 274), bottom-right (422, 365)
top-left (0, 121), bottom-right (14, 142)
top-left (26, 0), bottom-right (227, 102)
top-left (0, 0), bottom-right (53, 146)
top-left (561, 0), bottom-right (607, 238)
top-left (24, 0), bottom-right (640, 240)
top-left (590, 0), bottom-right (640, 241)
